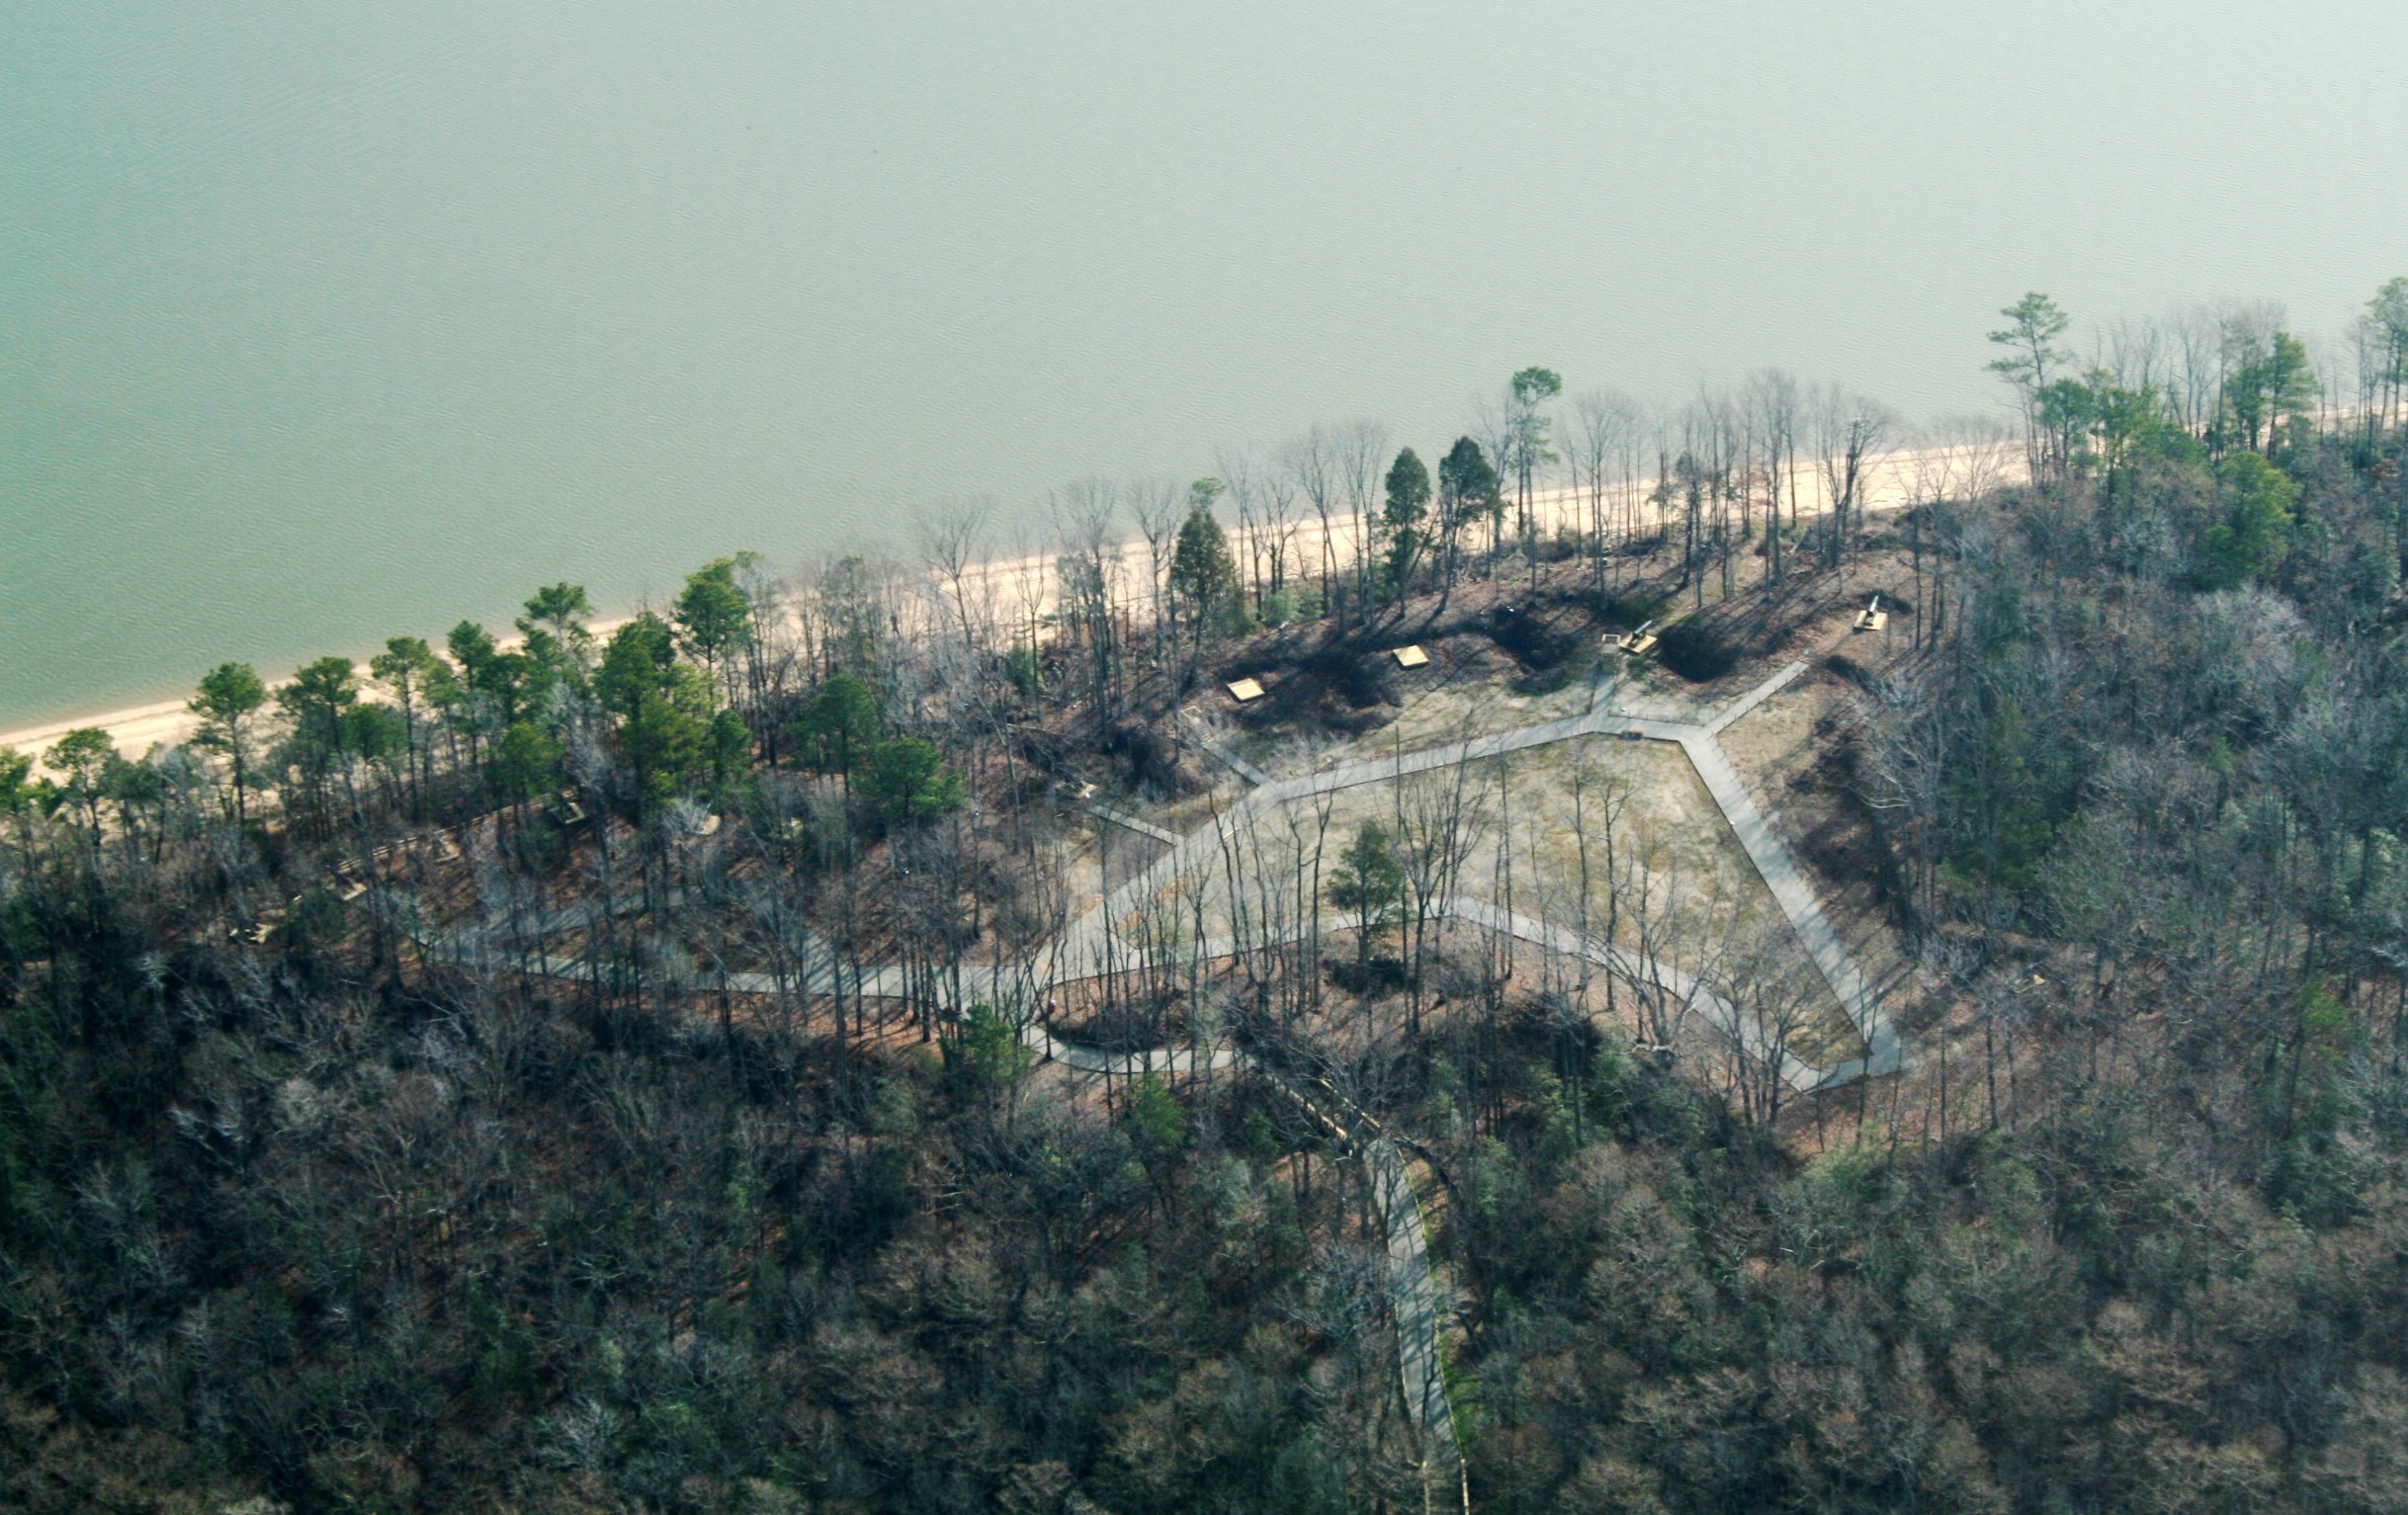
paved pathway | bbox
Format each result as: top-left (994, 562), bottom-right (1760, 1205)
top-left (1085, 801), bottom-right (1183, 847)
top-left (437, 656), bottom-right (1895, 1473)
top-left (1706, 656), bottom-right (1807, 736)
top-left (1056, 661), bottom-right (1898, 1084)
top-left (1176, 710), bottom-right (1272, 786)
top-left (1364, 1136), bottom-right (1455, 1462)
top-left (1680, 734), bottom-right (1903, 1081)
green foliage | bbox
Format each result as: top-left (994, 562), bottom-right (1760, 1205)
top-left (1510, 367), bottom-right (1563, 405)
top-left (99, 751), bottom-right (162, 831)
top-left (1002, 640), bottom-right (1043, 697)
top-left (594, 612), bottom-right (682, 716)
top-left (288, 884), bottom-right (349, 948)
top-left (339, 702), bottom-right (408, 765)
top-left (946, 1003), bottom-right (1033, 1097)
top-left (674, 555), bottom-right (753, 669)
top-left (2035, 369), bottom-right (2204, 486)
top-left (1120, 1074), bottom-right (1187, 1171)
top-left (1263, 1435), bottom-right (1348, 1515)
top-left (1261, 581), bottom-right (1324, 627)
top-left (188, 660), bottom-right (267, 730)
top-left (0, 747), bottom-right (34, 825)
top-left (789, 674), bottom-right (881, 780)
top-left (2366, 276), bottom-right (2408, 390)
top-left (2222, 327), bottom-right (2318, 452)
top-left (1944, 689), bottom-right (2081, 891)
top-left (447, 619), bottom-right (497, 672)
top-left (594, 608), bottom-right (740, 808)
top-left (465, 1288), bottom-right (541, 1413)
top-left (857, 736), bottom-right (967, 828)
top-left (1507, 367), bottom-right (1564, 503)
top-left (42, 728), bottom-right (115, 828)
top-left (1169, 497), bottom-right (1240, 631)
top-left (1438, 435), bottom-right (1501, 534)
top-left (369, 636), bottom-right (449, 715)
top-left (818, 553), bottom-right (885, 675)
top-left (707, 709), bottom-right (752, 789)
top-left (516, 580), bottom-right (595, 677)
top-left (279, 655), bottom-right (361, 747)
top-left (618, 678), bottom-right (716, 811)
top-left (1987, 291), bottom-right (2071, 395)
top-left (1326, 820), bottom-right (1406, 963)
top-left (2195, 451), bottom-right (2299, 589)
top-left (488, 719), bottom-right (562, 800)
top-left (595, 612), bottom-right (729, 808)
top-left (1383, 446), bottom-right (1431, 592)
top-left (445, 619), bottom-right (513, 719)
top-left (1383, 447), bottom-right (1430, 531)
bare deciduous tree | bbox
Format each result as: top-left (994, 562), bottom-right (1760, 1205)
top-left (918, 496), bottom-right (995, 664)
top-left (1812, 385), bottom-right (1899, 569)
top-left (1333, 419), bottom-right (1391, 612)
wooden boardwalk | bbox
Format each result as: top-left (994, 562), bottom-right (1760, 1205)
top-left (433, 656), bottom-right (1897, 1474)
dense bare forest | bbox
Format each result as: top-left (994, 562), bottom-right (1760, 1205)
top-left (5, 286), bottom-right (2408, 1513)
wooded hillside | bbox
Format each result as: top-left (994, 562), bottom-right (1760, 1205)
top-left (5, 288), bottom-right (2408, 1512)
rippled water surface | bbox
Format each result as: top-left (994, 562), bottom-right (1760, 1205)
top-left (6, 0), bottom-right (2405, 726)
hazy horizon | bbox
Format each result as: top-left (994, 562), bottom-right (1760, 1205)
top-left (7, 0), bottom-right (2406, 729)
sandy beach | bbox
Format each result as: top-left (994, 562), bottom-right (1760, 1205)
top-left (0, 436), bottom-right (2012, 767)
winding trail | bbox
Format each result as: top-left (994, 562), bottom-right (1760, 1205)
top-left (1083, 801), bottom-right (1183, 847)
top-left (440, 657), bottom-right (1891, 1476)
top-left (1176, 709), bottom-right (1273, 787)
top-left (1366, 1137), bottom-right (1458, 1471)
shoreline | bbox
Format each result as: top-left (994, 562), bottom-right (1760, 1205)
top-left (1, 437), bottom-right (2010, 765)
top-left (0, 613), bottom-right (634, 767)
top-left (0, 698), bottom-right (199, 763)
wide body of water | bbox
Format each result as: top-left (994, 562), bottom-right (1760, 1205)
top-left (6, 0), bottom-right (2405, 729)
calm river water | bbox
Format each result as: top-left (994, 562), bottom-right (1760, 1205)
top-left (6, 0), bottom-right (2405, 727)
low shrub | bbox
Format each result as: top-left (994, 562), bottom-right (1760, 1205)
top-left (1489, 606), bottom-right (1580, 672)
top-left (1599, 588), bottom-right (1668, 630)
top-left (1328, 956), bottom-right (1408, 995)
top-left (1655, 621), bottom-right (1738, 682)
